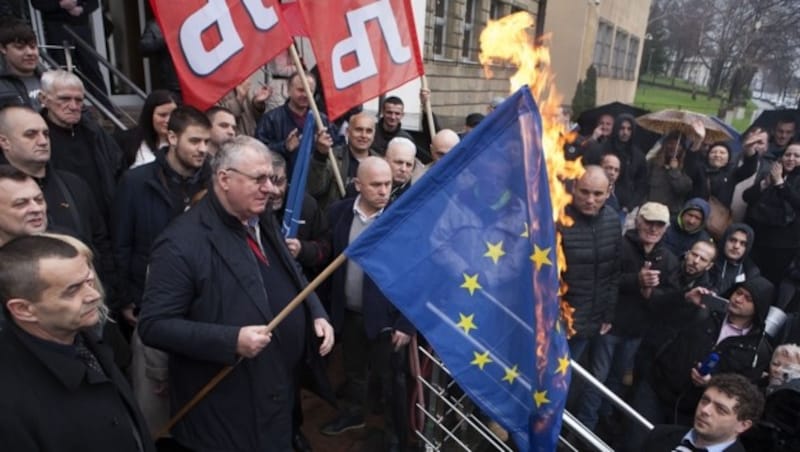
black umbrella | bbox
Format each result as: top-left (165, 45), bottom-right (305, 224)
top-left (576, 101), bottom-right (650, 135)
top-left (748, 109), bottom-right (800, 132)
top-left (576, 102), bottom-right (660, 153)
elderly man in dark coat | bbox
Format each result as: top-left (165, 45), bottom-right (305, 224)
top-left (0, 235), bottom-right (154, 452)
top-left (138, 136), bottom-right (334, 452)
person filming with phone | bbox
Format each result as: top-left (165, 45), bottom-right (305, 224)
top-left (624, 276), bottom-right (775, 451)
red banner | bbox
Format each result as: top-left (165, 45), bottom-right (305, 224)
top-left (297, 0), bottom-right (424, 120)
top-left (150, 0), bottom-right (293, 110)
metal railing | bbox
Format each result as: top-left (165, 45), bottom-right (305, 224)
top-left (414, 346), bottom-right (654, 451)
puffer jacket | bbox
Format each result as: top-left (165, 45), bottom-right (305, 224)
top-left (559, 204), bottom-right (622, 338)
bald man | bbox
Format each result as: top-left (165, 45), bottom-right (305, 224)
top-left (384, 137), bottom-right (417, 202)
top-left (560, 166), bottom-right (625, 429)
top-left (412, 129), bottom-right (460, 184)
top-left (322, 156), bottom-right (413, 447)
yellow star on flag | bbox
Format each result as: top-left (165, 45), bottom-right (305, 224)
top-left (502, 364), bottom-right (520, 384)
top-left (460, 273), bottom-right (482, 296)
top-left (530, 245), bottom-right (552, 271)
top-left (456, 313), bottom-right (478, 335)
top-left (533, 390), bottom-right (550, 408)
top-left (556, 354), bottom-right (570, 376)
top-left (483, 241), bottom-right (506, 265)
top-left (470, 351), bottom-right (492, 370)
top-left (520, 222), bottom-right (530, 238)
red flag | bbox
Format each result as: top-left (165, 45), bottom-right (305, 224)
top-left (280, 1), bottom-right (308, 37)
top-left (149, 0), bottom-right (293, 110)
top-left (297, 0), bottom-right (424, 120)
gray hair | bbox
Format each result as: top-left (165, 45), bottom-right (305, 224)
top-left (40, 69), bottom-right (84, 93)
top-left (211, 135), bottom-right (271, 179)
top-left (386, 136), bottom-right (416, 157)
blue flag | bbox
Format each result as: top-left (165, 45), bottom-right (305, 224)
top-left (345, 86), bottom-right (570, 451)
top-left (282, 112), bottom-right (316, 238)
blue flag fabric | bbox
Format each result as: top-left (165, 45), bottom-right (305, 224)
top-left (282, 112), bottom-right (316, 238)
top-left (345, 86), bottom-right (570, 451)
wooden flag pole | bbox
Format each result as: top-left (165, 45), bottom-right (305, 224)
top-left (421, 75), bottom-right (436, 142)
top-left (155, 253), bottom-right (349, 439)
top-left (288, 44), bottom-right (346, 198)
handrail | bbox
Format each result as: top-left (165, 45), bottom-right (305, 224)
top-left (59, 24), bottom-right (147, 100)
top-left (38, 51), bottom-right (128, 131)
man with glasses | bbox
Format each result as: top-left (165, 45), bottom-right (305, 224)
top-left (40, 70), bottom-right (122, 222)
top-left (138, 136), bottom-right (334, 452)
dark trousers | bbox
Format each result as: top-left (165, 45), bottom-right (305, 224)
top-left (342, 311), bottom-right (409, 450)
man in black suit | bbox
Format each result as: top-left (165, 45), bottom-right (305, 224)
top-left (642, 373), bottom-right (764, 452)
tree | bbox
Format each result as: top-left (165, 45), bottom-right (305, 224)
top-left (570, 66), bottom-right (597, 120)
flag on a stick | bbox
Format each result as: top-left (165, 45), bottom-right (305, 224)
top-left (297, 0), bottom-right (424, 120)
top-left (345, 86), bottom-right (570, 451)
top-left (282, 112), bottom-right (316, 238)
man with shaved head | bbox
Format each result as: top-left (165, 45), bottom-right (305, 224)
top-left (560, 166), bottom-right (623, 429)
top-left (308, 112), bottom-right (378, 211)
top-left (431, 129), bottom-right (460, 162)
top-left (322, 156), bottom-right (414, 450)
top-left (385, 136), bottom-right (417, 202)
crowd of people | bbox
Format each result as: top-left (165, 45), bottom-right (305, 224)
top-left (1, 11), bottom-right (800, 452)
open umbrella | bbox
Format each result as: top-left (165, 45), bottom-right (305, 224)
top-left (748, 109), bottom-right (800, 132)
top-left (576, 101), bottom-right (650, 134)
top-left (636, 109), bottom-right (734, 143)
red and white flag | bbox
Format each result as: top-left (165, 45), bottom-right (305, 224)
top-left (297, 0), bottom-right (424, 120)
top-left (149, 0), bottom-right (293, 109)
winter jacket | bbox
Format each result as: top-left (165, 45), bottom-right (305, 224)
top-left (559, 204), bottom-right (622, 338)
top-left (688, 152), bottom-right (759, 207)
top-left (709, 223), bottom-right (760, 296)
top-left (647, 159), bottom-right (694, 217)
top-left (650, 276), bottom-right (774, 415)
top-left (612, 229), bottom-right (680, 338)
top-left (663, 198), bottom-right (712, 258)
top-left (743, 166), bottom-right (800, 248)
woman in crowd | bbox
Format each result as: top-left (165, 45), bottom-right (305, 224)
top-left (116, 89), bottom-right (179, 169)
top-left (744, 142), bottom-right (800, 285)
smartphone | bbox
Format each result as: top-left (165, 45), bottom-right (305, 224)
top-left (701, 294), bottom-right (729, 313)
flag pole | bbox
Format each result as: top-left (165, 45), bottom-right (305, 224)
top-left (155, 253), bottom-right (348, 439)
top-left (288, 44), bottom-right (346, 198)
top-left (421, 75), bottom-right (436, 142)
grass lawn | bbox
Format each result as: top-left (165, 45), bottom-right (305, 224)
top-left (635, 83), bottom-right (757, 132)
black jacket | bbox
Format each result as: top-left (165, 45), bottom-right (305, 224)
top-left (559, 204), bottom-right (621, 337)
top-left (0, 323), bottom-right (155, 452)
top-left (138, 189), bottom-right (331, 451)
top-left (709, 223), bottom-right (760, 296)
top-left (112, 154), bottom-right (209, 307)
top-left (612, 229), bottom-right (680, 338)
top-left (744, 167), bottom-right (800, 248)
top-left (642, 425), bottom-right (746, 452)
top-left (688, 152), bottom-right (759, 207)
top-left (650, 277), bottom-right (774, 415)
top-left (328, 198), bottom-right (414, 339)
top-left (31, 0), bottom-right (99, 25)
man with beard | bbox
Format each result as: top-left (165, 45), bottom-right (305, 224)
top-left (0, 235), bottom-right (154, 452)
top-left (710, 224), bottom-right (760, 296)
top-left (112, 106), bottom-right (211, 435)
top-left (371, 96), bottom-right (414, 156)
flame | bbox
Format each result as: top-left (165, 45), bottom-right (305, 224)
top-left (480, 12), bottom-right (582, 338)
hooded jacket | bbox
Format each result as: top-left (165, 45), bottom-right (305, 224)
top-left (709, 223), bottom-right (760, 296)
top-left (664, 197), bottom-right (712, 258)
top-left (584, 113), bottom-right (649, 211)
top-left (650, 276), bottom-right (774, 415)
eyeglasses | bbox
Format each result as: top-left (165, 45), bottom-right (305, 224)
top-left (226, 167), bottom-right (271, 186)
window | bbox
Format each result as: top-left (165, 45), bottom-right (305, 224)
top-left (433, 0), bottom-right (449, 56)
top-left (592, 22), bottom-right (613, 77)
top-left (612, 29), bottom-right (628, 79)
top-left (625, 36), bottom-right (640, 80)
top-left (462, 0), bottom-right (477, 59)
top-left (490, 0), bottom-right (503, 19)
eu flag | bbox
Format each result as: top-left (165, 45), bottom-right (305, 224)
top-left (282, 112), bottom-right (316, 238)
top-left (345, 86), bottom-right (570, 451)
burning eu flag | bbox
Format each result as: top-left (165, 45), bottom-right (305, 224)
top-left (345, 86), bottom-right (570, 451)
